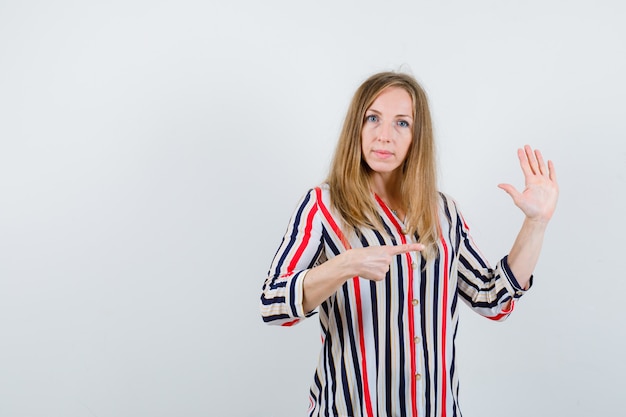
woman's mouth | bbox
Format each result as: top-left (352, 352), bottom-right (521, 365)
top-left (373, 150), bottom-right (393, 159)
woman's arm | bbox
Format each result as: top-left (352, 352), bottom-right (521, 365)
top-left (498, 145), bottom-right (559, 289)
top-left (261, 187), bottom-right (425, 323)
top-left (260, 189), bottom-right (325, 326)
top-left (302, 243), bottom-right (424, 313)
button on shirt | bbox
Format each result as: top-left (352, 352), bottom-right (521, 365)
top-left (260, 185), bottom-right (531, 417)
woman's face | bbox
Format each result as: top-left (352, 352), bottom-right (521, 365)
top-left (361, 86), bottom-right (413, 177)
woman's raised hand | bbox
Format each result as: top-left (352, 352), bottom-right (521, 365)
top-left (498, 145), bottom-right (559, 224)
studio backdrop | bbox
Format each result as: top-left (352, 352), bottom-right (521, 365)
top-left (1, 1), bottom-right (624, 416)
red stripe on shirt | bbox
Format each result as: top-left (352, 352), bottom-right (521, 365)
top-left (315, 188), bottom-right (375, 417)
top-left (286, 199), bottom-right (319, 274)
top-left (486, 300), bottom-right (515, 321)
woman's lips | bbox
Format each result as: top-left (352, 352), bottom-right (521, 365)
top-left (373, 150), bottom-right (393, 159)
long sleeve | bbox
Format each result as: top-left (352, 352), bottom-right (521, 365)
top-left (452, 199), bottom-right (532, 321)
top-left (260, 189), bottom-right (325, 326)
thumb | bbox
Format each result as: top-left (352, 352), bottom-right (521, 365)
top-left (497, 183), bottom-right (520, 200)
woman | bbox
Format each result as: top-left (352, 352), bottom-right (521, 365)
top-left (260, 71), bottom-right (558, 417)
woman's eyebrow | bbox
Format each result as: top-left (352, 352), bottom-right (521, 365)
top-left (365, 108), bottom-right (413, 120)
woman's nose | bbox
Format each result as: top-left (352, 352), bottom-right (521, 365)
top-left (377, 122), bottom-right (394, 141)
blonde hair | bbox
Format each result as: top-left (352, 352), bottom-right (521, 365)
top-left (327, 71), bottom-right (440, 253)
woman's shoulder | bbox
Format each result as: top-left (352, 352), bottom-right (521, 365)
top-left (437, 191), bottom-right (463, 222)
top-left (296, 183), bottom-right (331, 205)
top-left (307, 183), bottom-right (331, 196)
top-left (437, 191), bottom-right (457, 207)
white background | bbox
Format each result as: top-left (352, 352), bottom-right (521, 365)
top-left (1, 1), bottom-right (625, 416)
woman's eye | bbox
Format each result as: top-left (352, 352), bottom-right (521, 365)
top-left (398, 120), bottom-right (410, 128)
top-left (365, 115), bottom-right (378, 123)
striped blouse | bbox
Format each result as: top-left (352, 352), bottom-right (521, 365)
top-left (260, 185), bottom-right (531, 417)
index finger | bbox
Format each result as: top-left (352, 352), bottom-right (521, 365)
top-left (387, 243), bottom-right (425, 255)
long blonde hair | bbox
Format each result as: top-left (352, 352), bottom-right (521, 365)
top-left (327, 71), bottom-right (440, 253)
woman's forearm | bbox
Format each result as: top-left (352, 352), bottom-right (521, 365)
top-left (302, 254), bottom-right (353, 313)
top-left (506, 217), bottom-right (549, 289)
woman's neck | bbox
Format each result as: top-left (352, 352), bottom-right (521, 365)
top-left (369, 172), bottom-right (404, 214)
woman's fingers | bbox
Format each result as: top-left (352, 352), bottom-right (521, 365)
top-left (500, 146), bottom-right (559, 221)
top-left (525, 145), bottom-right (538, 174)
top-left (352, 244), bottom-right (424, 281)
top-left (387, 243), bottom-right (425, 256)
top-left (534, 148), bottom-right (548, 176)
top-left (548, 159), bottom-right (557, 182)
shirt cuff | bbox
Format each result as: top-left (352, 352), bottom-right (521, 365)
top-left (285, 269), bottom-right (309, 318)
top-left (501, 255), bottom-right (533, 299)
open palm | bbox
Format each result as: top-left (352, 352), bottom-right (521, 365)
top-left (498, 145), bottom-right (559, 223)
